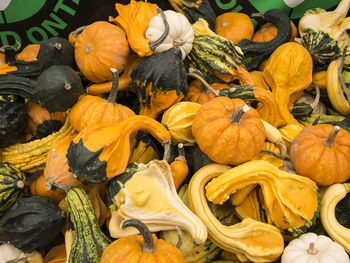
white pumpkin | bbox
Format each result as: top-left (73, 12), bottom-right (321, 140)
top-left (281, 232), bottom-right (349, 263)
top-left (145, 10), bottom-right (194, 60)
top-left (0, 242), bottom-right (26, 262)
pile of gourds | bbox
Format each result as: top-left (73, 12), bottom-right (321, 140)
top-left (0, 0), bottom-right (350, 262)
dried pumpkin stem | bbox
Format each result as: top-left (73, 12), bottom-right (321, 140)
top-left (307, 242), bottom-right (318, 255)
top-left (229, 105), bottom-right (250, 125)
top-left (310, 81), bottom-right (320, 111)
top-left (187, 68), bottom-right (219, 96)
top-left (149, 8), bottom-right (170, 51)
top-left (16, 180), bottom-right (25, 189)
top-left (121, 219), bottom-right (155, 253)
top-left (275, 139), bottom-right (287, 157)
top-left (175, 226), bottom-right (183, 248)
top-left (162, 140), bottom-right (171, 163)
top-left (259, 150), bottom-right (288, 160)
top-left (175, 143), bottom-right (186, 162)
top-left (323, 126), bottom-right (340, 147)
top-left (107, 68), bottom-right (119, 104)
top-left (71, 25), bottom-right (87, 38)
top-left (338, 46), bottom-right (350, 103)
top-left (312, 115), bottom-right (321, 126)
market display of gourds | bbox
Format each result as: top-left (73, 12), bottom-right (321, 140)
top-left (1, 0), bottom-right (350, 262)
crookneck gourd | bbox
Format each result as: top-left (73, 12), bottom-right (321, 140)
top-left (67, 115), bottom-right (171, 185)
top-left (237, 9), bottom-right (292, 71)
top-left (205, 160), bottom-right (320, 237)
top-left (192, 97), bottom-right (266, 165)
top-left (188, 163), bottom-right (284, 262)
top-left (290, 124), bottom-right (350, 186)
top-left (189, 18), bottom-right (254, 85)
top-left (263, 42), bottom-right (313, 127)
top-left (69, 68), bottom-right (135, 132)
top-left (109, 0), bottom-right (161, 57)
top-left (131, 48), bottom-right (187, 119)
top-left (106, 160), bottom-right (207, 244)
top-left (0, 162), bottom-right (27, 215)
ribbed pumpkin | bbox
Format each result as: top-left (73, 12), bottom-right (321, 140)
top-left (216, 12), bottom-right (254, 44)
top-left (44, 136), bottom-right (83, 190)
top-left (161, 101), bottom-right (201, 146)
top-left (100, 219), bottom-right (185, 263)
top-left (69, 68), bottom-right (135, 132)
top-left (16, 44), bottom-right (40, 61)
top-left (74, 21), bottom-right (129, 83)
top-left (290, 124), bottom-right (350, 186)
top-left (0, 162), bottom-right (27, 215)
top-left (26, 101), bottom-right (66, 138)
top-left (192, 97), bottom-right (266, 165)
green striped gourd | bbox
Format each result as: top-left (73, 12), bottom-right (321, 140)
top-left (0, 162), bottom-right (27, 215)
top-left (66, 187), bottom-right (111, 263)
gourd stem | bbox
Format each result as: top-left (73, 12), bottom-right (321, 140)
top-left (45, 177), bottom-right (71, 193)
top-left (162, 140), bottom-right (171, 163)
top-left (175, 143), bottom-right (186, 162)
top-left (229, 105), bottom-right (250, 125)
top-left (259, 150), bottom-right (288, 160)
top-left (71, 25), bottom-right (87, 37)
top-left (175, 226), bottom-right (183, 248)
top-left (107, 68), bottom-right (119, 104)
top-left (307, 242), bottom-right (319, 255)
top-left (149, 8), bottom-right (170, 51)
top-left (187, 68), bottom-right (219, 96)
top-left (338, 46), bottom-right (350, 103)
top-left (310, 81), bottom-right (321, 111)
top-left (16, 180), bottom-right (25, 189)
top-left (275, 139), bottom-right (287, 157)
top-left (121, 219), bottom-right (155, 253)
top-left (323, 126), bottom-right (340, 147)
top-left (312, 116), bottom-right (321, 126)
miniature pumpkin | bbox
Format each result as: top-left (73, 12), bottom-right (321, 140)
top-left (145, 10), bottom-right (194, 60)
top-left (281, 232), bottom-right (349, 263)
top-left (69, 68), bottom-right (135, 132)
top-left (26, 101), bottom-right (66, 138)
top-left (161, 101), bottom-right (201, 146)
top-left (290, 124), bottom-right (350, 186)
top-left (74, 21), bottom-right (129, 83)
top-left (216, 12), bottom-right (254, 44)
top-left (109, 0), bottom-right (159, 57)
top-left (192, 97), bottom-right (266, 165)
top-left (44, 136), bottom-right (83, 190)
top-left (16, 44), bottom-right (40, 61)
top-left (252, 21), bottom-right (297, 42)
top-left (184, 79), bottom-right (218, 104)
top-left (100, 219), bottom-right (185, 263)
top-left (131, 48), bottom-right (187, 119)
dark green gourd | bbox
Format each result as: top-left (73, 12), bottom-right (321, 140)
top-left (237, 9), bottom-right (292, 71)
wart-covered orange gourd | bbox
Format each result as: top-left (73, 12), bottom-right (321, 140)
top-left (74, 21), bottom-right (129, 83)
top-left (290, 124), bottom-right (350, 186)
top-left (192, 97), bottom-right (266, 165)
top-left (69, 68), bottom-right (134, 132)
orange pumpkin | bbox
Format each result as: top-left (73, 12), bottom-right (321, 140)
top-left (69, 68), bottom-right (135, 132)
top-left (30, 174), bottom-right (66, 204)
top-left (100, 219), bottom-right (185, 263)
top-left (216, 12), bottom-right (254, 44)
top-left (16, 44), bottom-right (40, 61)
top-left (26, 101), bottom-right (66, 138)
top-left (290, 124), bottom-right (350, 186)
top-left (252, 21), bottom-right (297, 42)
top-left (74, 21), bottom-right (129, 83)
top-left (44, 136), bottom-right (83, 189)
top-left (192, 97), bottom-right (266, 165)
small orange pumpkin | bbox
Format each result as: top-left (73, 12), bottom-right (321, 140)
top-left (16, 44), bottom-right (40, 61)
top-left (192, 97), bottom-right (266, 165)
top-left (69, 68), bottom-right (135, 132)
top-left (290, 124), bottom-right (350, 186)
top-left (252, 21), bottom-right (297, 42)
top-left (74, 21), bottom-right (129, 83)
top-left (100, 219), bottom-right (185, 263)
top-left (26, 101), bottom-right (66, 138)
top-left (216, 12), bottom-right (254, 44)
